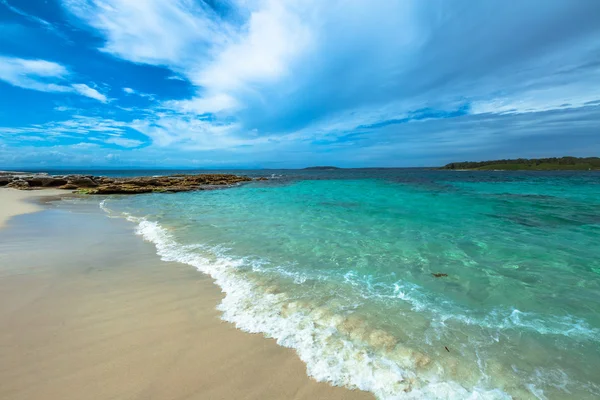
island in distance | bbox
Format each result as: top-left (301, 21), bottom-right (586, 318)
top-left (441, 156), bottom-right (600, 171)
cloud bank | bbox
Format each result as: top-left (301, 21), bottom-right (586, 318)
top-left (0, 0), bottom-right (599, 167)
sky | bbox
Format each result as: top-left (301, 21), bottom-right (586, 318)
top-left (0, 0), bottom-right (599, 169)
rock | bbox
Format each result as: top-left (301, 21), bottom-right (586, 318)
top-left (255, 177), bottom-right (269, 181)
top-left (91, 185), bottom-right (154, 195)
top-left (59, 184), bottom-right (79, 190)
top-left (7, 179), bottom-right (30, 189)
top-left (0, 177), bottom-right (11, 186)
top-left (26, 177), bottom-right (68, 187)
top-left (66, 175), bottom-right (99, 188)
top-left (1, 172), bottom-right (252, 194)
top-left (88, 174), bottom-right (253, 194)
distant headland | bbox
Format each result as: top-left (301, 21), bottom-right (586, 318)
top-left (441, 157), bottom-right (600, 171)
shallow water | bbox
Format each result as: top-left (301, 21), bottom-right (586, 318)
top-left (100, 169), bottom-right (600, 399)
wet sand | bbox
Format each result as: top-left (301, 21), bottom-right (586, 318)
top-left (0, 191), bottom-right (371, 400)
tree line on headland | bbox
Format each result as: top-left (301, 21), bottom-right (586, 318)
top-left (442, 157), bottom-right (600, 170)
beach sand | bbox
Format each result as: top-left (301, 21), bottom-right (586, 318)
top-left (0, 188), bottom-right (66, 229)
top-left (0, 189), bottom-right (371, 400)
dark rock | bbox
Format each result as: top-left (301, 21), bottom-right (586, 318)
top-left (432, 273), bottom-right (448, 278)
top-left (26, 177), bottom-right (68, 187)
top-left (91, 185), bottom-right (154, 194)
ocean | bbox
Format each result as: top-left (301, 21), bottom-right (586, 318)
top-left (97, 169), bottom-right (600, 399)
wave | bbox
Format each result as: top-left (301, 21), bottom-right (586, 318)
top-left (98, 202), bottom-right (512, 399)
top-left (342, 272), bottom-right (600, 341)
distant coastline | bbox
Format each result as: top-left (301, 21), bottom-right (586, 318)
top-left (441, 156), bottom-right (600, 171)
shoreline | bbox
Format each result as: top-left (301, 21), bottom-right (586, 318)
top-left (0, 189), bottom-right (372, 400)
top-left (0, 188), bottom-right (69, 229)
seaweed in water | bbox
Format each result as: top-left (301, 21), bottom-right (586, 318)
top-left (432, 273), bottom-right (448, 278)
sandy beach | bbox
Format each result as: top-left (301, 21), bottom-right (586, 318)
top-left (0, 188), bottom-right (66, 229)
top-left (0, 189), bottom-right (371, 400)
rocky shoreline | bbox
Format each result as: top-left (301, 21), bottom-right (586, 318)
top-left (0, 171), bottom-right (260, 194)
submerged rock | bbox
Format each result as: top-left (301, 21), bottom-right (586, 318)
top-left (0, 172), bottom-right (257, 194)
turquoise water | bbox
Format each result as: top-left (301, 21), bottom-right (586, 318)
top-left (101, 170), bottom-right (600, 399)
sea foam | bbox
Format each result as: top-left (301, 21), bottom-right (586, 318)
top-left (101, 203), bottom-right (511, 399)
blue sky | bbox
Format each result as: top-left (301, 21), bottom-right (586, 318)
top-left (0, 0), bottom-right (599, 168)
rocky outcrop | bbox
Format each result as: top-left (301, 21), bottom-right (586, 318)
top-left (6, 179), bottom-right (30, 189)
top-left (25, 176), bottom-right (68, 187)
top-left (66, 176), bottom-right (98, 187)
top-left (0, 171), bottom-right (257, 194)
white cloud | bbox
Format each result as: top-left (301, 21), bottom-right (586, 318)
top-left (164, 93), bottom-right (239, 115)
top-left (471, 83), bottom-right (600, 115)
top-left (62, 0), bottom-right (230, 66)
top-left (129, 113), bottom-right (243, 149)
top-left (58, 0), bottom-right (329, 152)
top-left (0, 55), bottom-right (108, 102)
top-left (104, 137), bottom-right (144, 148)
top-left (54, 105), bottom-right (74, 112)
top-left (0, 56), bottom-right (70, 92)
top-left (121, 86), bottom-right (155, 100)
top-left (0, 115), bottom-right (149, 149)
top-left (62, 0), bottom-right (314, 116)
top-left (70, 142), bottom-right (100, 149)
top-left (190, 1), bottom-right (313, 95)
top-left (166, 74), bottom-right (185, 81)
top-left (0, 116), bottom-right (129, 137)
top-left (72, 83), bottom-right (108, 103)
